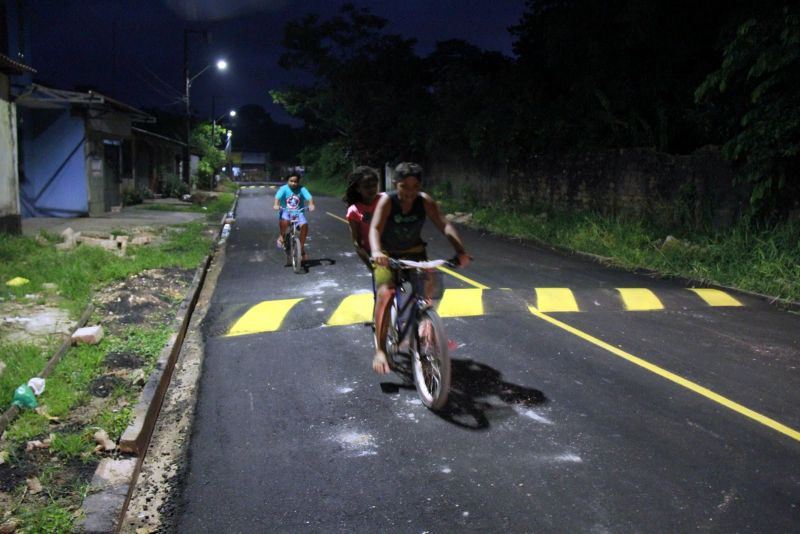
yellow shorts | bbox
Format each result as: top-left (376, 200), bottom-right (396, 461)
top-left (374, 245), bottom-right (427, 288)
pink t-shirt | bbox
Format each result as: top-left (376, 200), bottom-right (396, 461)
top-left (346, 194), bottom-right (382, 251)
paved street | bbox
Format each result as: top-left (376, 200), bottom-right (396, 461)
top-left (176, 187), bottom-right (800, 532)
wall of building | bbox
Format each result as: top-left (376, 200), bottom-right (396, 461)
top-left (425, 147), bottom-right (746, 230)
top-left (0, 91), bottom-right (21, 233)
top-left (19, 107), bottom-right (88, 217)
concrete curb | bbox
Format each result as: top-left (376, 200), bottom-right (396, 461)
top-left (76, 197), bottom-right (238, 534)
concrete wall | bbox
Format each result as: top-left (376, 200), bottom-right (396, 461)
top-left (20, 107), bottom-right (88, 217)
top-left (0, 87), bottom-right (21, 234)
top-left (425, 147), bottom-right (746, 230)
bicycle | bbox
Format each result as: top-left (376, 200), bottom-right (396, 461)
top-left (378, 257), bottom-right (457, 410)
top-left (280, 208), bottom-right (306, 274)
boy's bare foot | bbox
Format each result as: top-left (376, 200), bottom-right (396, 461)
top-left (372, 351), bottom-right (390, 374)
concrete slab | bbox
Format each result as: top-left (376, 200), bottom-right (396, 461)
top-left (21, 200), bottom-right (206, 237)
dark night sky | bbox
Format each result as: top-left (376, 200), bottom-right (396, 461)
top-left (26, 0), bottom-right (526, 126)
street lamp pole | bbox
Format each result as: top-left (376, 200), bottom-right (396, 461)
top-left (182, 28), bottom-right (227, 185)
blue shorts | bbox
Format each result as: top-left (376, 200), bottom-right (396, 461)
top-left (280, 210), bottom-right (307, 225)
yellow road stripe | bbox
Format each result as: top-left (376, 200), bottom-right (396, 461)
top-left (527, 305), bottom-right (800, 443)
top-left (226, 298), bottom-right (303, 337)
top-left (437, 288), bottom-right (484, 317)
top-left (326, 211), bottom-right (348, 224)
top-left (689, 288), bottom-right (743, 307)
top-left (437, 265), bottom-right (489, 289)
top-left (535, 288), bottom-right (580, 312)
top-left (327, 293), bottom-right (374, 326)
top-left (617, 288), bottom-right (664, 311)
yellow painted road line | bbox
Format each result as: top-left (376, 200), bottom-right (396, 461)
top-left (527, 305), bottom-right (800, 443)
top-left (437, 265), bottom-right (490, 289)
top-left (535, 288), bottom-right (580, 312)
top-left (226, 298), bottom-right (303, 337)
top-left (689, 288), bottom-right (743, 307)
top-left (327, 293), bottom-right (374, 326)
top-left (437, 288), bottom-right (484, 317)
top-left (617, 288), bottom-right (664, 311)
top-left (326, 211), bottom-right (348, 224)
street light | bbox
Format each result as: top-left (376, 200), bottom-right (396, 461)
top-left (212, 110), bottom-right (236, 148)
top-left (183, 28), bottom-right (228, 184)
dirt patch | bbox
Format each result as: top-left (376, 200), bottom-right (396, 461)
top-left (104, 351), bottom-right (143, 369)
top-left (88, 375), bottom-right (125, 398)
top-left (95, 268), bottom-right (193, 334)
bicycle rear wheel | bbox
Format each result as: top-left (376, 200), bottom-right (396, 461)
top-left (411, 308), bottom-right (450, 410)
top-left (291, 235), bottom-right (303, 273)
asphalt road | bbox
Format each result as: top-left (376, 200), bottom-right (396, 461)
top-left (176, 186), bottom-right (800, 533)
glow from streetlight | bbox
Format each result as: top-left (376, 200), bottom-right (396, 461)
top-left (229, 110), bottom-right (236, 118)
top-left (216, 59), bottom-right (228, 71)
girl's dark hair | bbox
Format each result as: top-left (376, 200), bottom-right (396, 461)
top-left (343, 166), bottom-right (379, 205)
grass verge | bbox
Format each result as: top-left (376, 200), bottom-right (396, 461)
top-left (443, 201), bottom-right (800, 303)
top-left (0, 221), bottom-right (214, 532)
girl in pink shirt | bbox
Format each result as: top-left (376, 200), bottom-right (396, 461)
top-left (344, 166), bottom-right (382, 270)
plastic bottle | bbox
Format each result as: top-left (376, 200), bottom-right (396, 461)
top-left (12, 384), bottom-right (38, 409)
top-left (221, 223), bottom-right (231, 239)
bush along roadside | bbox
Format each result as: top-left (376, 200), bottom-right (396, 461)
top-left (441, 201), bottom-right (800, 305)
top-left (0, 222), bottom-right (214, 532)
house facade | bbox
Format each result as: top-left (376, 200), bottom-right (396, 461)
top-left (15, 84), bottom-right (156, 217)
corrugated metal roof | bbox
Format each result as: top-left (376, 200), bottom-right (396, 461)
top-left (0, 53), bottom-right (36, 74)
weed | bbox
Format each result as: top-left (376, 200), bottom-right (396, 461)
top-left (3, 411), bottom-right (49, 442)
top-left (17, 503), bottom-right (74, 533)
top-left (95, 406), bottom-right (134, 441)
top-left (49, 432), bottom-right (95, 462)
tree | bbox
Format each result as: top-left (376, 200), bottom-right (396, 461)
top-left (190, 122), bottom-right (228, 189)
top-left (696, 5), bottom-right (800, 219)
top-left (271, 4), bottom-right (428, 167)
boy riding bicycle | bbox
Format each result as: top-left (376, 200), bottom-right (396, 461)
top-left (368, 162), bottom-right (471, 375)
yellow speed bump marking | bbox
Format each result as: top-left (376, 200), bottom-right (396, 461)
top-left (617, 288), bottom-right (664, 311)
top-left (527, 305), bottom-right (800, 443)
top-left (437, 288), bottom-right (484, 317)
top-left (327, 293), bottom-right (374, 326)
top-left (689, 288), bottom-right (743, 307)
top-left (535, 288), bottom-right (579, 312)
top-left (227, 298), bottom-right (303, 337)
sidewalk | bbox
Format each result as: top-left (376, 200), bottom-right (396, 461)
top-left (21, 199), bottom-right (207, 237)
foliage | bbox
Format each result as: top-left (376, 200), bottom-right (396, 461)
top-left (49, 432), bottom-right (96, 462)
top-left (191, 122), bottom-right (229, 190)
top-left (160, 167), bottom-right (189, 198)
top-left (272, 3), bottom-right (428, 165)
top-left (696, 4), bottom-right (800, 219)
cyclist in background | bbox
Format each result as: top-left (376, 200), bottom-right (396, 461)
top-left (274, 171), bottom-right (315, 260)
top-left (368, 162), bottom-right (471, 375)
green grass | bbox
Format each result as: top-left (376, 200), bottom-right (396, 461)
top-left (139, 192), bottom-right (235, 216)
top-left (49, 432), bottom-right (96, 462)
top-left (94, 406), bottom-right (134, 441)
top-left (0, 222), bottom-right (212, 316)
top-left (304, 175), bottom-right (347, 199)
top-left (443, 201), bottom-right (800, 303)
top-left (17, 503), bottom-right (75, 533)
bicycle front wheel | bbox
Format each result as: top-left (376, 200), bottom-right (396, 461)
top-left (412, 308), bottom-right (450, 410)
top-left (291, 235), bottom-right (303, 273)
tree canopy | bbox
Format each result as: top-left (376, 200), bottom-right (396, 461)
top-left (272, 1), bottom-right (799, 219)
